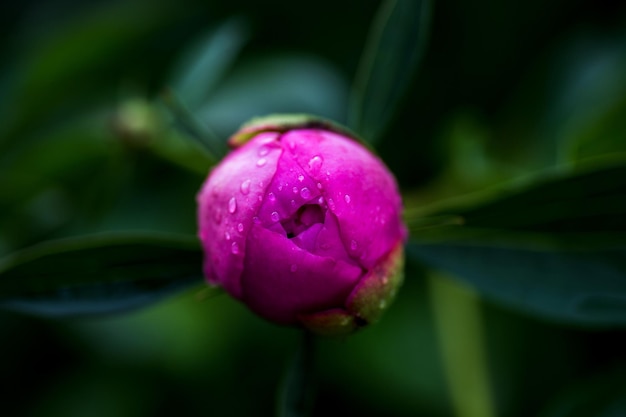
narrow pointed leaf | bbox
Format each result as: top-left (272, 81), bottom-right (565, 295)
top-left (169, 18), bottom-right (248, 110)
top-left (349, 0), bottom-right (430, 143)
top-left (161, 89), bottom-right (226, 159)
top-left (0, 232), bottom-right (208, 317)
top-left (407, 162), bottom-right (626, 326)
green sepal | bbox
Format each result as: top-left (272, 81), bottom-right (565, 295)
top-left (347, 242), bottom-right (405, 324)
top-left (228, 113), bottom-right (362, 148)
top-left (298, 308), bottom-right (358, 338)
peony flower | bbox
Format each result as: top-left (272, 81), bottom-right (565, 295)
top-left (197, 115), bottom-right (406, 336)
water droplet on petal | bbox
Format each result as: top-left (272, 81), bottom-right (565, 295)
top-left (231, 242), bottom-right (240, 255)
top-left (228, 197), bottom-right (237, 214)
top-left (290, 264), bottom-right (298, 272)
top-left (308, 155), bottom-right (323, 173)
top-left (327, 198), bottom-right (336, 212)
top-left (237, 223), bottom-right (244, 233)
top-left (258, 145), bottom-right (269, 156)
top-left (292, 186), bottom-right (298, 194)
top-left (240, 179), bottom-right (251, 195)
top-left (253, 216), bottom-right (260, 224)
top-left (288, 141), bottom-right (296, 151)
top-left (298, 174), bottom-right (304, 182)
top-left (300, 187), bottom-right (311, 199)
top-left (344, 194), bottom-right (351, 204)
top-left (278, 185), bottom-right (283, 191)
top-left (257, 158), bottom-right (267, 167)
top-left (350, 240), bottom-right (358, 251)
top-left (316, 182), bottom-right (323, 190)
top-left (225, 231), bottom-right (231, 240)
top-left (318, 196), bottom-right (324, 204)
top-left (268, 192), bottom-right (276, 202)
top-left (291, 199), bottom-right (297, 207)
top-left (271, 211), bottom-right (280, 222)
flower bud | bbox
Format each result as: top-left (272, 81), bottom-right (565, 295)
top-left (197, 115), bottom-right (406, 336)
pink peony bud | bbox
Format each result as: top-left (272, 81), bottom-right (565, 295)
top-left (197, 115), bottom-right (406, 336)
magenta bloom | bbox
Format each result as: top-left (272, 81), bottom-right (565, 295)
top-left (197, 115), bottom-right (406, 336)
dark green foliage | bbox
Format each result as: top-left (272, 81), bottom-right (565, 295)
top-left (1, 0), bottom-right (625, 416)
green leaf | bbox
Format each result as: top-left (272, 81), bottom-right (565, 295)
top-left (349, 0), bottom-right (431, 143)
top-left (161, 89), bottom-right (226, 160)
top-left (539, 368), bottom-right (626, 417)
top-left (407, 162), bottom-right (626, 326)
top-left (0, 232), bottom-right (208, 317)
top-left (197, 54), bottom-right (349, 140)
top-left (277, 332), bottom-right (316, 417)
top-left (169, 17), bottom-right (249, 110)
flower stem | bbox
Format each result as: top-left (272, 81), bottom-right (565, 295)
top-left (277, 331), bottom-right (317, 417)
top-left (428, 271), bottom-right (496, 417)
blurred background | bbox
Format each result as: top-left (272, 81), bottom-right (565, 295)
top-left (1, 0), bottom-right (626, 416)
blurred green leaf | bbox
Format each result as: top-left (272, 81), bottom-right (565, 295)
top-left (539, 368), bottom-right (626, 417)
top-left (349, 0), bottom-right (430, 143)
top-left (161, 89), bottom-right (226, 159)
top-left (197, 54), bottom-right (349, 139)
top-left (0, 1), bottom-right (180, 149)
top-left (169, 17), bottom-right (248, 110)
top-left (277, 332), bottom-right (316, 417)
top-left (0, 232), bottom-right (207, 317)
top-left (407, 162), bottom-right (626, 326)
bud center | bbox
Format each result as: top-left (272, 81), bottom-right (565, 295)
top-left (280, 204), bottom-right (325, 239)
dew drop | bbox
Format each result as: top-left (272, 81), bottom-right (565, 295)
top-left (231, 242), bottom-right (240, 255)
top-left (257, 158), bottom-right (267, 167)
top-left (327, 198), bottom-right (336, 212)
top-left (268, 192), bottom-right (276, 202)
top-left (253, 216), bottom-right (260, 224)
top-left (224, 231), bottom-right (231, 240)
top-left (258, 195), bottom-right (263, 202)
top-left (258, 145), bottom-right (269, 156)
top-left (292, 186), bottom-right (298, 194)
top-left (300, 187), bottom-right (311, 199)
top-left (237, 223), bottom-right (244, 233)
top-left (318, 196), bottom-right (324, 204)
top-left (271, 211), bottom-right (280, 222)
top-left (308, 155), bottom-right (323, 173)
top-left (240, 179), bottom-right (251, 195)
top-left (290, 264), bottom-right (298, 272)
top-left (278, 185), bottom-right (283, 192)
top-left (228, 197), bottom-right (237, 214)
top-left (316, 182), bottom-right (323, 190)
top-left (344, 194), bottom-right (351, 204)
top-left (350, 240), bottom-right (358, 251)
top-left (291, 199), bottom-right (297, 207)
